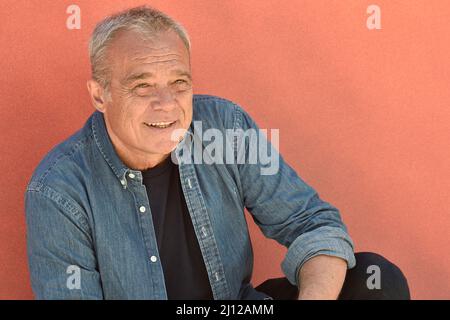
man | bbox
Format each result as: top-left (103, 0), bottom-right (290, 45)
top-left (25, 6), bottom-right (409, 300)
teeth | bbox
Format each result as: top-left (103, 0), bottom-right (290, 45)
top-left (151, 121), bottom-right (173, 126)
top-left (145, 121), bottom-right (175, 128)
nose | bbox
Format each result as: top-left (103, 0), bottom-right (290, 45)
top-left (149, 87), bottom-right (176, 111)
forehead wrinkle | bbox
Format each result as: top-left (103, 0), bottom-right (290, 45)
top-left (130, 53), bottom-right (183, 63)
top-left (127, 59), bottom-right (183, 76)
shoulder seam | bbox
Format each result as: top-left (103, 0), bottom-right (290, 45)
top-left (232, 103), bottom-right (244, 130)
top-left (26, 186), bottom-right (91, 233)
top-left (36, 131), bottom-right (94, 186)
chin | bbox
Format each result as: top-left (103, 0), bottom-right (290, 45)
top-left (149, 141), bottom-right (179, 155)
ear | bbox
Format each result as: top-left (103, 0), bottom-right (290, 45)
top-left (87, 79), bottom-right (108, 113)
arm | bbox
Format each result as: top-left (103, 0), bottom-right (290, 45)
top-left (234, 104), bottom-right (356, 289)
top-left (25, 185), bottom-right (103, 299)
top-left (297, 255), bottom-right (347, 300)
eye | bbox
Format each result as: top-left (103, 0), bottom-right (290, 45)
top-left (174, 79), bottom-right (187, 85)
top-left (133, 83), bottom-right (154, 96)
top-left (135, 83), bottom-right (150, 89)
top-left (172, 79), bottom-right (191, 91)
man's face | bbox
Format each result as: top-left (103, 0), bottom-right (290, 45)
top-left (96, 29), bottom-right (193, 167)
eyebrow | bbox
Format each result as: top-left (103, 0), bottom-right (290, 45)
top-left (122, 69), bottom-right (192, 85)
top-left (122, 72), bottom-right (153, 84)
top-left (171, 69), bottom-right (192, 80)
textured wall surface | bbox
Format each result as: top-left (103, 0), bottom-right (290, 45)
top-left (1, 0), bottom-right (449, 299)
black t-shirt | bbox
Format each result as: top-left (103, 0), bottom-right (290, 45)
top-left (141, 156), bottom-right (214, 300)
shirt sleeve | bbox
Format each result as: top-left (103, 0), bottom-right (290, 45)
top-left (234, 104), bottom-right (356, 286)
top-left (25, 186), bottom-right (104, 299)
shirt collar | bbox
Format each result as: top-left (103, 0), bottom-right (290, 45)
top-left (91, 111), bottom-right (129, 183)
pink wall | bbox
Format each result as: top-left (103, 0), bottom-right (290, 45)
top-left (1, 0), bottom-right (449, 299)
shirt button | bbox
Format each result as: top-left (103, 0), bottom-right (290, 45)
top-left (150, 256), bottom-right (158, 263)
top-left (128, 173), bottom-right (136, 179)
top-left (139, 206), bottom-right (146, 213)
top-left (120, 179), bottom-right (126, 185)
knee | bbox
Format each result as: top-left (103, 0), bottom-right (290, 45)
top-left (340, 252), bottom-right (411, 300)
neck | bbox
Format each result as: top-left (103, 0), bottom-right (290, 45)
top-left (117, 148), bottom-right (170, 171)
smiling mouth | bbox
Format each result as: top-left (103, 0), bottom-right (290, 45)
top-left (143, 120), bottom-right (176, 129)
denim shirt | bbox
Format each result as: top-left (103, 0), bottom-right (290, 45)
top-left (25, 94), bottom-right (355, 300)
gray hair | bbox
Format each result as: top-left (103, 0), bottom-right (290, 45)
top-left (88, 5), bottom-right (191, 89)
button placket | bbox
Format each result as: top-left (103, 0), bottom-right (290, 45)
top-left (201, 226), bottom-right (208, 238)
top-left (135, 182), bottom-right (167, 298)
top-left (179, 164), bottom-right (231, 299)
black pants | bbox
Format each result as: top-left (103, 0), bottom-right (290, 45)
top-left (255, 252), bottom-right (410, 300)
